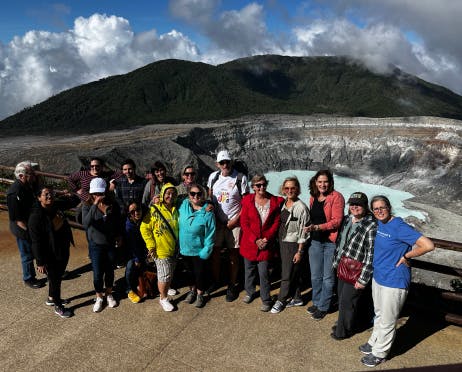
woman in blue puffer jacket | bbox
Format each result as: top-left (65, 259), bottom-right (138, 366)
top-left (179, 183), bottom-right (216, 308)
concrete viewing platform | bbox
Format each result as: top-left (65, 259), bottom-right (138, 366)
top-left (1, 211), bottom-right (461, 372)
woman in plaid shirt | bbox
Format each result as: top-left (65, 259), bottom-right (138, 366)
top-left (331, 192), bottom-right (377, 340)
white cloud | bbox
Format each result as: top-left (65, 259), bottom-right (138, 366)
top-left (0, 13), bottom-right (200, 119)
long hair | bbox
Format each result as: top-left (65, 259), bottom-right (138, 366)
top-left (309, 169), bottom-right (334, 198)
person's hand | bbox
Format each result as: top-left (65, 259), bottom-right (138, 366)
top-left (151, 194), bottom-right (160, 205)
top-left (396, 256), bottom-right (410, 267)
top-left (37, 265), bottom-right (47, 275)
top-left (354, 282), bottom-right (365, 290)
top-left (147, 250), bottom-right (157, 260)
top-left (293, 252), bottom-right (302, 263)
top-left (304, 224), bottom-right (319, 233)
top-left (205, 204), bottom-right (214, 212)
top-left (93, 195), bottom-right (105, 205)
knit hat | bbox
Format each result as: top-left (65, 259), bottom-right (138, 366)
top-left (89, 177), bottom-right (106, 194)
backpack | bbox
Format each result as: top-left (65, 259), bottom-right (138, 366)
top-left (209, 170), bottom-right (245, 196)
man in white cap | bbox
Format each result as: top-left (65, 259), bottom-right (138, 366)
top-left (207, 150), bottom-right (249, 301)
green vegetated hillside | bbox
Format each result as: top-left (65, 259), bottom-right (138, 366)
top-left (1, 55), bottom-right (462, 135)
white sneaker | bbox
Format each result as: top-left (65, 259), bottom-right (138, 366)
top-left (93, 297), bottom-right (103, 313)
top-left (159, 297), bottom-right (174, 312)
top-left (167, 288), bottom-right (179, 296)
top-left (107, 294), bottom-right (117, 308)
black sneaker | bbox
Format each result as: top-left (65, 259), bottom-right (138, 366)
top-left (361, 354), bottom-right (385, 367)
top-left (194, 294), bottom-right (206, 308)
top-left (225, 285), bottom-right (239, 302)
top-left (260, 303), bottom-right (272, 312)
top-left (54, 305), bottom-right (72, 318)
top-left (25, 278), bottom-right (45, 289)
top-left (306, 305), bottom-right (318, 315)
top-left (184, 290), bottom-right (196, 304)
top-left (286, 298), bottom-right (303, 308)
top-left (242, 294), bottom-right (254, 304)
top-left (311, 309), bottom-right (327, 320)
top-left (45, 298), bottom-right (70, 306)
top-left (359, 343), bottom-right (373, 355)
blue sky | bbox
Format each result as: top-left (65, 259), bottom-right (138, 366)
top-left (0, 0), bottom-right (461, 120)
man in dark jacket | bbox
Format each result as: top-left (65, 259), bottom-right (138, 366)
top-left (7, 161), bottom-right (44, 289)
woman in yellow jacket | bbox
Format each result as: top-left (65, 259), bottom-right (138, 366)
top-left (140, 183), bottom-right (179, 312)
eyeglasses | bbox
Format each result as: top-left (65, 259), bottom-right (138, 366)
top-left (254, 183), bottom-right (267, 188)
top-left (219, 160), bottom-right (230, 165)
top-left (41, 192), bottom-right (53, 198)
top-left (184, 172), bottom-right (195, 176)
top-left (189, 191), bottom-right (202, 197)
top-left (129, 208), bottom-right (141, 214)
top-left (284, 187), bottom-right (297, 191)
top-left (373, 207), bottom-right (389, 212)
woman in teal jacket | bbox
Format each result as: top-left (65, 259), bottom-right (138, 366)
top-left (179, 184), bottom-right (216, 308)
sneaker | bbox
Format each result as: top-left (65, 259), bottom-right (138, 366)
top-left (194, 294), bottom-right (205, 308)
top-left (128, 290), bottom-right (141, 304)
top-left (159, 297), bottom-right (174, 312)
top-left (93, 297), bottom-right (104, 313)
top-left (286, 298), bottom-right (303, 307)
top-left (167, 288), bottom-right (179, 296)
top-left (311, 309), bottom-right (327, 320)
top-left (107, 294), bottom-right (117, 308)
top-left (54, 305), bottom-right (72, 318)
top-left (25, 278), bottom-right (44, 289)
top-left (225, 285), bottom-right (239, 302)
top-left (45, 298), bottom-right (69, 306)
top-left (306, 305), bottom-right (318, 315)
top-left (260, 303), bottom-right (272, 312)
top-left (359, 343), bottom-right (373, 355)
top-left (270, 300), bottom-right (285, 314)
top-left (242, 294), bottom-right (254, 304)
top-left (361, 354), bottom-right (385, 367)
top-left (184, 290), bottom-right (196, 304)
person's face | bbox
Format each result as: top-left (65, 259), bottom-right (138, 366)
top-left (122, 164), bottom-right (135, 180)
top-left (252, 180), bottom-right (267, 195)
top-left (316, 175), bottom-right (330, 195)
top-left (217, 160), bottom-right (231, 176)
top-left (372, 200), bottom-right (391, 223)
top-left (128, 204), bottom-right (142, 222)
top-left (182, 168), bottom-right (196, 184)
top-left (90, 161), bottom-right (102, 176)
top-left (349, 204), bottom-right (365, 219)
top-left (283, 181), bottom-right (299, 200)
top-left (189, 187), bottom-right (203, 205)
top-left (19, 166), bottom-right (35, 185)
top-left (155, 168), bottom-right (166, 182)
top-left (38, 188), bottom-right (54, 208)
top-left (163, 188), bottom-right (177, 206)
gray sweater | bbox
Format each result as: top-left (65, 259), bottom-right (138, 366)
top-left (82, 203), bottom-right (121, 245)
top-left (280, 199), bottom-right (310, 244)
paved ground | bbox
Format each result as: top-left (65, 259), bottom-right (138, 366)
top-left (1, 211), bottom-right (461, 372)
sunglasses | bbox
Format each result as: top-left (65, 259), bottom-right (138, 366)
top-left (184, 172), bottom-right (195, 176)
top-left (219, 160), bottom-right (230, 165)
top-left (254, 183), bottom-right (267, 188)
top-left (129, 208), bottom-right (141, 214)
top-left (284, 187), bottom-right (297, 191)
top-left (189, 191), bottom-right (202, 197)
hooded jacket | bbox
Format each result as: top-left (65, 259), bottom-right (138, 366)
top-left (179, 198), bottom-right (216, 260)
top-left (140, 183), bottom-right (179, 259)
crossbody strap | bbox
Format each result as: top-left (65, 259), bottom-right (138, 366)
top-left (152, 205), bottom-right (177, 243)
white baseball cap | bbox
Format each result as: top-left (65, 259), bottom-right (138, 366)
top-left (216, 150), bottom-right (231, 163)
top-left (89, 177), bottom-right (107, 194)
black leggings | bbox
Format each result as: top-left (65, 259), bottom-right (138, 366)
top-left (184, 256), bottom-right (207, 292)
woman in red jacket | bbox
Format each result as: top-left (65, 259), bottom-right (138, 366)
top-left (240, 175), bottom-right (283, 312)
top-left (305, 169), bottom-right (345, 320)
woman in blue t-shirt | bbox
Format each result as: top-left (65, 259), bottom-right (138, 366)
top-left (359, 195), bottom-right (434, 368)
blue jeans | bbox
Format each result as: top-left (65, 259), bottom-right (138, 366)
top-left (308, 240), bottom-right (336, 312)
top-left (16, 238), bottom-right (36, 282)
top-left (89, 242), bottom-right (116, 294)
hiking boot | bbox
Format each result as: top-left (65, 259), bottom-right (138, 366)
top-left (225, 285), bottom-right (239, 302)
top-left (242, 294), bottom-right (254, 304)
top-left (107, 294), bottom-right (117, 308)
top-left (286, 298), bottom-right (303, 307)
top-left (260, 303), bottom-right (272, 312)
top-left (306, 305), bottom-right (318, 315)
top-left (159, 297), bottom-right (174, 312)
top-left (359, 343), bottom-right (373, 355)
top-left (270, 300), bottom-right (285, 314)
top-left (54, 305), bottom-right (72, 318)
top-left (194, 294), bottom-right (205, 308)
top-left (311, 309), bottom-right (327, 320)
top-left (93, 297), bottom-right (104, 313)
top-left (361, 354), bottom-right (385, 367)
top-left (128, 290), bottom-right (141, 303)
top-left (184, 290), bottom-right (196, 304)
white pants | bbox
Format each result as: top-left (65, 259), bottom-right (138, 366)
top-left (368, 278), bottom-right (408, 358)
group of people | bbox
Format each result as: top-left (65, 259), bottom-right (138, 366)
top-left (7, 150), bottom-right (435, 368)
